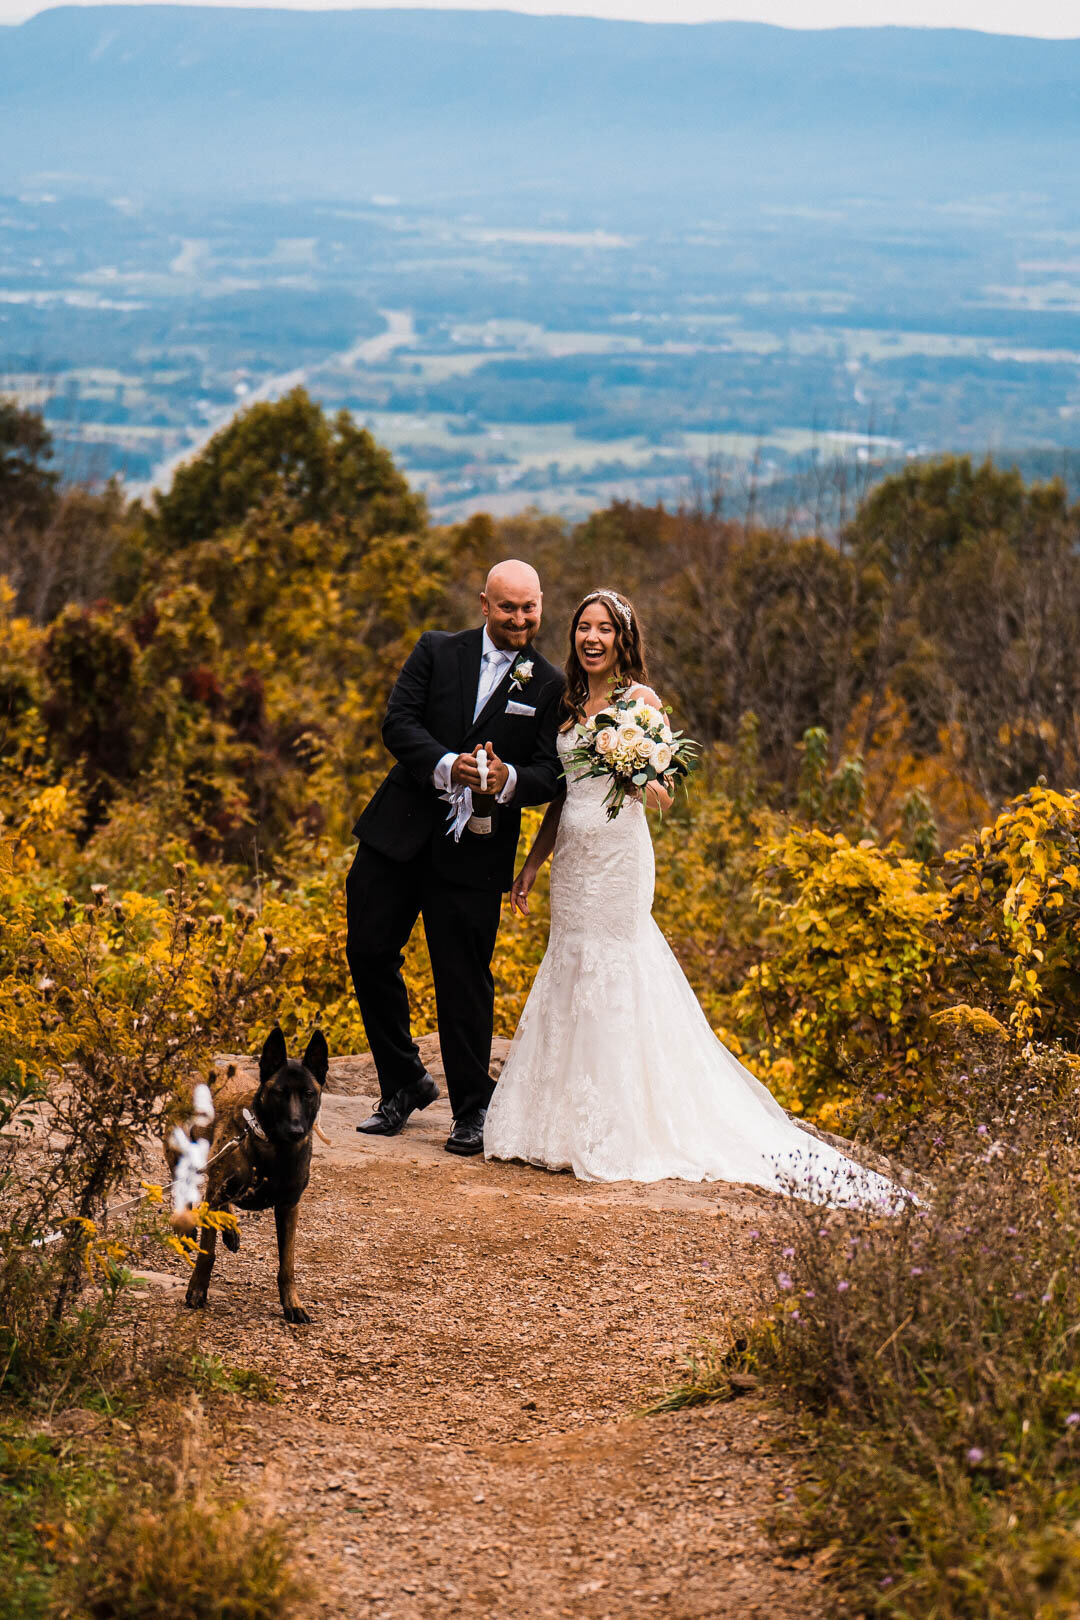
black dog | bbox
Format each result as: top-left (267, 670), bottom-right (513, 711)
top-left (167, 1027), bottom-right (328, 1323)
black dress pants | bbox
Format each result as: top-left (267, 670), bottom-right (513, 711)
top-left (345, 841), bottom-right (503, 1120)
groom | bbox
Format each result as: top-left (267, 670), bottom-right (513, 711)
top-left (346, 560), bottom-right (564, 1154)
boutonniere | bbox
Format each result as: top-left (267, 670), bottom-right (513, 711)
top-left (509, 656), bottom-right (534, 692)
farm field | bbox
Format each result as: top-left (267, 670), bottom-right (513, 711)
top-left (4, 189), bottom-right (1080, 516)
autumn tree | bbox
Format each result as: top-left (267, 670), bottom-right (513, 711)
top-left (847, 456), bottom-right (1080, 796)
top-left (147, 387), bottom-right (426, 550)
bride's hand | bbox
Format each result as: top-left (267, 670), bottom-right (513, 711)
top-left (510, 866), bottom-right (537, 917)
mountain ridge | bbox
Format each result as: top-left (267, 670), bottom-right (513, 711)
top-left (3, 5), bottom-right (1079, 206)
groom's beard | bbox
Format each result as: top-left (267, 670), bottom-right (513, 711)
top-left (489, 625), bottom-right (537, 651)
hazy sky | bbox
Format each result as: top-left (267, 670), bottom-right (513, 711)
top-left (2, 0), bottom-right (1077, 33)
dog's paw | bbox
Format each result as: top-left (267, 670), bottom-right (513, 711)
top-left (184, 1289), bottom-right (208, 1311)
top-left (283, 1303), bottom-right (312, 1325)
top-left (222, 1226), bottom-right (240, 1253)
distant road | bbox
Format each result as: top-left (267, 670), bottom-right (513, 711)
top-left (338, 310), bottom-right (415, 369)
top-left (137, 308), bottom-right (415, 498)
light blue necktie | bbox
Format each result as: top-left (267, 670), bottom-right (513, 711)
top-left (473, 649), bottom-right (509, 722)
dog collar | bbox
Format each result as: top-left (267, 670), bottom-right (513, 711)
top-left (243, 1107), bottom-right (268, 1142)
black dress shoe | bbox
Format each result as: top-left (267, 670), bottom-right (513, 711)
top-left (444, 1106), bottom-right (487, 1156)
top-left (356, 1073), bottom-right (440, 1136)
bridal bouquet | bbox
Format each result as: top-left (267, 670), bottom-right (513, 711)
top-left (564, 692), bottom-right (700, 819)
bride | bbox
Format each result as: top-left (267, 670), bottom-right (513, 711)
top-left (484, 588), bottom-right (907, 1209)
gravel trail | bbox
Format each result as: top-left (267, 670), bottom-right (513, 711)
top-left (144, 1041), bottom-right (825, 1619)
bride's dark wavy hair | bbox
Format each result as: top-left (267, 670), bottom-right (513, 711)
top-left (562, 589), bottom-right (649, 724)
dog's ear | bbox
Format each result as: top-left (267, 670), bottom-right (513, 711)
top-left (258, 1025), bottom-right (288, 1083)
top-left (302, 1029), bottom-right (329, 1088)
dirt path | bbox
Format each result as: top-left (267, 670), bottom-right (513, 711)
top-left (139, 1041), bottom-right (825, 1618)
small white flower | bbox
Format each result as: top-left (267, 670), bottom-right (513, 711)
top-left (636, 704), bottom-right (661, 730)
top-left (510, 658), bottom-right (534, 690)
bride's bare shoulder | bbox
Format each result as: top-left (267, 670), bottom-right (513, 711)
top-left (624, 681), bottom-right (663, 708)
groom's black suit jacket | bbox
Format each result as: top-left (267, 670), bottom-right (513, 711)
top-left (353, 627), bottom-right (565, 892)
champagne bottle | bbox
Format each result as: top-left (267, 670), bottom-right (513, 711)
top-left (467, 748), bottom-right (498, 838)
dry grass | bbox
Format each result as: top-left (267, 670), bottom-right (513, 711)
top-left (675, 1036), bottom-right (1080, 1616)
top-left (63, 1496), bottom-right (303, 1620)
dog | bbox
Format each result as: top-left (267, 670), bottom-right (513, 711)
top-left (167, 1026), bottom-right (328, 1323)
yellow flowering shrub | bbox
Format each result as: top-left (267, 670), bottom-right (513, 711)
top-left (734, 826), bottom-right (946, 1117)
top-left (0, 792), bottom-right (295, 1378)
top-left (942, 784), bottom-right (1080, 1043)
top-left (653, 785), bottom-right (781, 1034)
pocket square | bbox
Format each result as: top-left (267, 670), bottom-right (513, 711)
top-left (505, 700), bottom-right (537, 717)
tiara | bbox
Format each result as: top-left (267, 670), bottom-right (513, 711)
top-left (583, 589), bottom-right (632, 630)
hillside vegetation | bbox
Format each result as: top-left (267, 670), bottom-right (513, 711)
top-left (6, 387), bottom-right (1080, 1091)
top-left (6, 389), bottom-right (1080, 1612)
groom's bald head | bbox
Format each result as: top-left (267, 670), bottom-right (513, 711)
top-left (481, 559), bottom-right (542, 651)
top-left (485, 559), bottom-right (540, 599)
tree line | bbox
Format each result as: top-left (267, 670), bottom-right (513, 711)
top-left (4, 386), bottom-right (1079, 865)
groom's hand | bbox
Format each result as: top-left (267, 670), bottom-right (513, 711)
top-left (452, 744), bottom-right (510, 794)
top-left (482, 742), bottom-right (510, 795)
top-left (450, 746), bottom-right (482, 787)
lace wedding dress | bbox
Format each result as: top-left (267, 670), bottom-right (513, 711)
top-left (484, 728), bottom-right (907, 1208)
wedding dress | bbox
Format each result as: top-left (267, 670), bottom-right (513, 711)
top-left (484, 728), bottom-right (908, 1209)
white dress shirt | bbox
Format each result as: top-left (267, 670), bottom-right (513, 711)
top-left (432, 626), bottom-right (519, 803)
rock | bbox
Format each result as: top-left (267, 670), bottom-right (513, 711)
top-left (728, 1373), bottom-right (760, 1394)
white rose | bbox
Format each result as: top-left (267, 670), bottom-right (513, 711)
top-left (637, 736), bottom-right (659, 764)
top-left (617, 723), bottom-right (644, 748)
top-left (594, 727), bottom-right (618, 757)
top-left (653, 743), bottom-right (673, 773)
